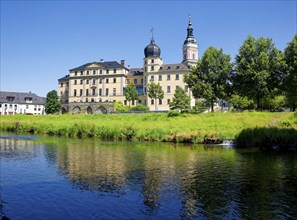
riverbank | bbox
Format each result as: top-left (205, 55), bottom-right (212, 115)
top-left (1, 112), bottom-right (295, 144)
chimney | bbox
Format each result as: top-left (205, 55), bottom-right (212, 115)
top-left (120, 60), bottom-right (125, 67)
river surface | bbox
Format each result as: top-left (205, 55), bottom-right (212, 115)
top-left (0, 134), bottom-right (297, 220)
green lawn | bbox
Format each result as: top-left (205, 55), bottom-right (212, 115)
top-left (0, 112), bottom-right (294, 143)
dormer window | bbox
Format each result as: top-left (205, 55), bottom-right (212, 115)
top-left (80, 71), bottom-right (83, 75)
top-left (106, 69), bottom-right (109, 74)
top-left (167, 66), bottom-right (171, 70)
top-left (151, 59), bottom-right (154, 63)
top-left (176, 66), bottom-right (179, 70)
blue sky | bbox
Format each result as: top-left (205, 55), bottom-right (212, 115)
top-left (1, 1), bottom-right (296, 97)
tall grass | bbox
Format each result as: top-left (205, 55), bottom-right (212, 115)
top-left (0, 112), bottom-right (293, 143)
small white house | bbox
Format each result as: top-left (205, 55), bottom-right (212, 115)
top-left (0, 91), bottom-right (46, 115)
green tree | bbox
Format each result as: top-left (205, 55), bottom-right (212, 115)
top-left (234, 35), bottom-right (286, 109)
top-left (125, 83), bottom-right (139, 108)
top-left (147, 81), bottom-right (164, 111)
top-left (284, 34), bottom-right (297, 111)
top-left (228, 94), bottom-right (255, 111)
top-left (45, 90), bottom-right (61, 114)
top-left (169, 87), bottom-right (191, 112)
top-left (184, 46), bottom-right (232, 112)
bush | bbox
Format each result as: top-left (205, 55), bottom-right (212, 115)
top-left (114, 101), bottom-right (129, 112)
top-left (131, 104), bottom-right (149, 111)
top-left (168, 110), bottom-right (180, 117)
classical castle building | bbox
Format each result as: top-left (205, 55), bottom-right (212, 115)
top-left (58, 17), bottom-right (198, 113)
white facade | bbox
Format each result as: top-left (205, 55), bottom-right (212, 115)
top-left (0, 92), bottom-right (46, 115)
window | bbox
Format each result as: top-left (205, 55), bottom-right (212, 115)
top-left (60, 83), bottom-right (63, 87)
top-left (132, 100), bottom-right (135, 105)
top-left (138, 100), bottom-right (141, 104)
top-left (93, 70), bottom-right (96, 75)
top-left (185, 85), bottom-right (189, 92)
top-left (80, 71), bottom-right (83, 75)
top-left (176, 74), bottom-right (179, 80)
top-left (145, 61), bottom-right (147, 64)
top-left (92, 89), bottom-right (96, 96)
top-left (106, 78), bottom-right (109, 83)
top-left (74, 89), bottom-right (77, 96)
top-left (113, 88), bottom-right (116, 96)
top-left (113, 69), bottom-right (116, 74)
top-left (60, 91), bottom-right (63, 95)
top-left (134, 79), bottom-right (137, 84)
top-left (106, 69), bottom-right (109, 74)
top-left (193, 53), bottom-right (195, 59)
top-left (99, 79), bottom-right (102, 84)
top-left (93, 79), bottom-right (96, 84)
top-left (167, 99), bottom-right (170, 104)
top-left (145, 67), bottom-right (147, 72)
top-left (167, 86), bottom-right (171, 93)
top-left (158, 75), bottom-right (162, 81)
top-left (151, 66), bottom-right (154, 71)
top-left (151, 59), bottom-right (154, 63)
top-left (100, 70), bottom-right (102, 74)
top-left (124, 100), bottom-right (127, 105)
top-left (113, 78), bottom-right (116, 83)
top-left (141, 78), bottom-right (144, 84)
top-left (99, 89), bottom-right (102, 96)
top-left (184, 53), bottom-right (186, 60)
top-left (74, 80), bottom-right (77, 85)
top-left (86, 98), bottom-right (88, 102)
top-left (26, 105), bottom-right (29, 109)
top-left (86, 89), bottom-right (89, 96)
top-left (159, 99), bottom-right (162, 105)
top-left (167, 75), bottom-right (170, 80)
top-left (80, 89), bottom-right (83, 96)
top-left (75, 71), bottom-right (77, 76)
top-left (66, 82), bottom-right (69, 87)
top-left (150, 75), bottom-right (154, 81)
top-left (86, 79), bottom-right (89, 84)
top-left (176, 85), bottom-right (179, 90)
top-left (106, 88), bottom-right (109, 96)
top-left (87, 70), bottom-right (89, 75)
top-left (151, 99), bottom-right (154, 105)
top-left (80, 79), bottom-right (83, 84)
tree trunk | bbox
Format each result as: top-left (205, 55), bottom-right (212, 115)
top-left (155, 99), bottom-right (157, 111)
top-left (293, 103), bottom-right (296, 112)
top-left (257, 96), bottom-right (260, 110)
top-left (211, 99), bottom-right (214, 112)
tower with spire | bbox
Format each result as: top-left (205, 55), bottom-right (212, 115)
top-left (182, 15), bottom-right (198, 66)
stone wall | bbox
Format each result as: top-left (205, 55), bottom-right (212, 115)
top-left (60, 102), bottom-right (114, 114)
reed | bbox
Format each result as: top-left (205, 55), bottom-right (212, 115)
top-left (0, 112), bottom-right (293, 144)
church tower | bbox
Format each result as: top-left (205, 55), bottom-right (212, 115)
top-left (182, 15), bottom-right (198, 66)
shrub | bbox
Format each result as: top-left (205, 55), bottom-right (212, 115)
top-left (131, 104), bottom-right (149, 111)
top-left (168, 110), bottom-right (180, 117)
top-left (114, 101), bottom-right (129, 112)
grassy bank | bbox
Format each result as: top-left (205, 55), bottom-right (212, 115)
top-left (0, 112), bottom-right (295, 143)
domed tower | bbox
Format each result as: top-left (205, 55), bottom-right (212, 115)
top-left (143, 31), bottom-right (163, 97)
top-left (143, 37), bottom-right (163, 74)
top-left (182, 15), bottom-right (198, 66)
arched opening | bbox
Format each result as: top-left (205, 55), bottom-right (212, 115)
top-left (61, 107), bottom-right (67, 114)
top-left (86, 106), bottom-right (93, 114)
top-left (95, 106), bottom-right (107, 114)
top-left (72, 106), bottom-right (81, 114)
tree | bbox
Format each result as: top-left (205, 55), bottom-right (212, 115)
top-left (45, 90), bottom-right (61, 114)
top-left (169, 87), bottom-right (191, 112)
top-left (234, 35), bottom-right (286, 109)
top-left (125, 83), bottom-right (139, 108)
top-left (147, 82), bottom-right (164, 111)
top-left (184, 46), bottom-right (232, 112)
top-left (284, 34), bottom-right (297, 111)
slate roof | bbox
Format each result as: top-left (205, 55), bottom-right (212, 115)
top-left (128, 68), bottom-right (144, 76)
top-left (58, 75), bottom-right (69, 81)
top-left (69, 61), bottom-right (128, 71)
top-left (0, 91), bottom-right (46, 105)
top-left (158, 63), bottom-right (190, 72)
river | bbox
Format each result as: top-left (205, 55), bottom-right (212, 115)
top-left (1, 134), bottom-right (297, 219)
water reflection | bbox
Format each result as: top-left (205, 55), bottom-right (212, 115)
top-left (1, 136), bottom-right (297, 219)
